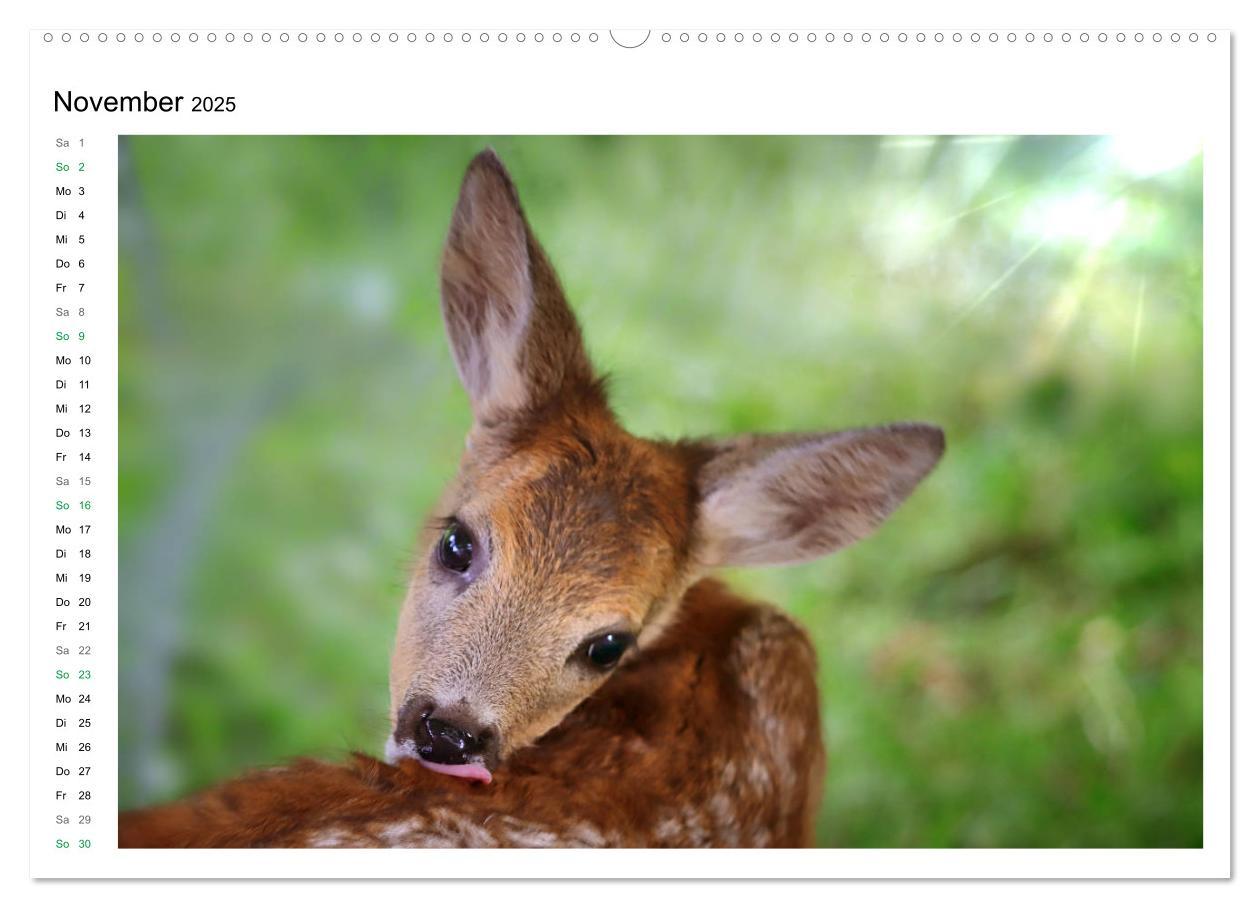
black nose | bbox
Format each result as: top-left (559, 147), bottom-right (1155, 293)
top-left (414, 714), bottom-right (486, 765)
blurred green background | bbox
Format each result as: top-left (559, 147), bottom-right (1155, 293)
top-left (118, 136), bottom-right (1202, 847)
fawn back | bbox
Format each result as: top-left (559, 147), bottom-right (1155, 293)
top-left (120, 580), bottom-right (823, 847)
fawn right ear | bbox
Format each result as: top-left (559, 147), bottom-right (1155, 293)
top-left (691, 423), bottom-right (945, 567)
top-left (440, 149), bottom-right (594, 425)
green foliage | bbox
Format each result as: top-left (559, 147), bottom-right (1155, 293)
top-left (119, 136), bottom-right (1202, 846)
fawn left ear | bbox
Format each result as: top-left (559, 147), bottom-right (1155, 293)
top-left (440, 149), bottom-right (594, 426)
top-left (691, 423), bottom-right (945, 567)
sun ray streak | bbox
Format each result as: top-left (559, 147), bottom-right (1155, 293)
top-left (936, 189), bottom-right (1020, 230)
top-left (951, 235), bottom-right (1049, 326)
top-left (1131, 277), bottom-right (1147, 367)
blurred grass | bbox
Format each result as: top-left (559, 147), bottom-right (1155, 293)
top-left (118, 135), bottom-right (1202, 847)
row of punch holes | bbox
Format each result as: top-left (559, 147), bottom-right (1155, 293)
top-left (42, 30), bottom-right (1218, 46)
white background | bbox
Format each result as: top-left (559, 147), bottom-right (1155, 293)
top-left (2, 0), bottom-right (1257, 903)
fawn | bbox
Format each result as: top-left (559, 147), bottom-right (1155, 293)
top-left (119, 149), bottom-right (943, 847)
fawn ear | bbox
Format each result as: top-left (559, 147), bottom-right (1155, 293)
top-left (692, 423), bottom-right (945, 567)
top-left (440, 149), bottom-right (594, 425)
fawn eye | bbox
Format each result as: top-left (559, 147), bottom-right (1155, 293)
top-left (437, 522), bottom-right (475, 573)
top-left (585, 632), bottom-right (634, 670)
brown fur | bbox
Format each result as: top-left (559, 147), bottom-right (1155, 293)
top-left (120, 581), bottom-right (823, 848)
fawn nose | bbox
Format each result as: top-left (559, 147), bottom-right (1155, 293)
top-left (408, 704), bottom-right (495, 766)
top-left (417, 716), bottom-right (479, 764)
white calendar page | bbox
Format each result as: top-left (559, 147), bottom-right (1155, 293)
top-left (15, 0), bottom-right (1240, 890)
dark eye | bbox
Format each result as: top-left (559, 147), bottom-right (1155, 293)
top-left (585, 633), bottom-right (633, 671)
top-left (437, 522), bottom-right (475, 573)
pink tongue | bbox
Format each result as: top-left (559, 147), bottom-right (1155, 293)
top-left (419, 758), bottom-right (493, 784)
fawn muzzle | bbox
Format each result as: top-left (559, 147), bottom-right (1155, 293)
top-left (390, 698), bottom-right (498, 783)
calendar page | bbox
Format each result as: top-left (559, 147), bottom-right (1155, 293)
top-left (21, 6), bottom-right (1234, 887)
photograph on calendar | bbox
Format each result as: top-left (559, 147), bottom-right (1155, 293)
top-left (115, 135), bottom-right (1203, 849)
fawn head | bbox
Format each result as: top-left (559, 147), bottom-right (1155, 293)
top-left (386, 149), bottom-right (945, 782)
